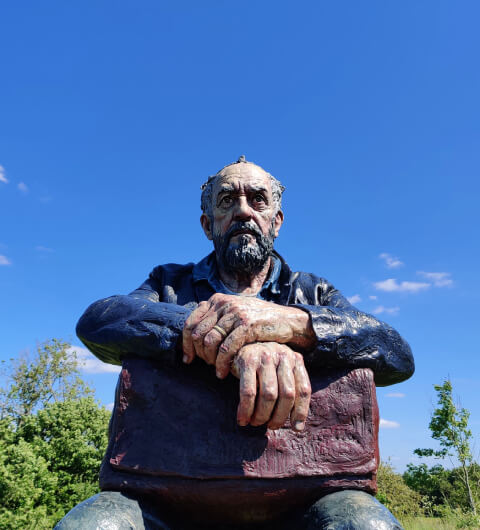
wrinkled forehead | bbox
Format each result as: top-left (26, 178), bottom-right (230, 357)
top-left (213, 163), bottom-right (272, 195)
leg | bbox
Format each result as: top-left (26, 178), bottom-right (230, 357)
top-left (54, 491), bottom-right (172, 530)
top-left (303, 490), bottom-right (403, 530)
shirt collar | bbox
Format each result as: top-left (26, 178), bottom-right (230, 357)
top-left (193, 252), bottom-right (282, 299)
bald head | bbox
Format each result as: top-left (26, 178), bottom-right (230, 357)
top-left (200, 157), bottom-right (285, 220)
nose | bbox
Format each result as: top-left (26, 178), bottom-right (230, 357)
top-left (233, 195), bottom-right (252, 221)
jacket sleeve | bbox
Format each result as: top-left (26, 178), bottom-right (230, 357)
top-left (292, 276), bottom-right (414, 387)
top-left (76, 272), bottom-right (193, 366)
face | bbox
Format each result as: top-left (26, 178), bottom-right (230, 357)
top-left (201, 163), bottom-right (283, 275)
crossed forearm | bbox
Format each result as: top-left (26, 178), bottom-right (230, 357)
top-left (182, 293), bottom-right (316, 374)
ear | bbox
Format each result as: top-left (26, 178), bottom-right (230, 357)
top-left (200, 214), bottom-right (213, 240)
top-left (273, 210), bottom-right (284, 238)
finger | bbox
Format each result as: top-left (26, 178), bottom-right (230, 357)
top-left (191, 309), bottom-right (222, 364)
top-left (182, 301), bottom-right (210, 363)
top-left (251, 357), bottom-right (278, 427)
top-left (202, 314), bottom-right (236, 366)
top-left (291, 354), bottom-right (312, 431)
top-left (268, 354), bottom-right (296, 430)
top-left (237, 361), bottom-right (257, 427)
top-left (215, 324), bottom-right (252, 378)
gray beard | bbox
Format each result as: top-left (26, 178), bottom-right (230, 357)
top-left (213, 220), bottom-right (275, 276)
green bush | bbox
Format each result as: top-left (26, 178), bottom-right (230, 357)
top-left (0, 340), bottom-right (111, 528)
top-left (376, 461), bottom-right (424, 520)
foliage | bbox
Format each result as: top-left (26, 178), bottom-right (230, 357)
top-left (376, 460), bottom-right (423, 520)
top-left (404, 463), bottom-right (455, 515)
top-left (0, 339), bottom-right (91, 426)
top-left (404, 463), bottom-right (480, 516)
top-left (414, 380), bottom-right (478, 516)
top-left (0, 340), bottom-right (110, 529)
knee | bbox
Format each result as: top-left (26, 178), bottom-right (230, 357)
top-left (54, 491), bottom-right (148, 530)
top-left (303, 490), bottom-right (403, 530)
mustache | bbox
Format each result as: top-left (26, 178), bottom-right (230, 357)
top-left (223, 221), bottom-right (263, 242)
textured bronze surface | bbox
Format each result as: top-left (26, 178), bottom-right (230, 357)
top-left (100, 358), bottom-right (379, 523)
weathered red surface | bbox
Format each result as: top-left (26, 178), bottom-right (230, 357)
top-left (100, 358), bottom-right (379, 523)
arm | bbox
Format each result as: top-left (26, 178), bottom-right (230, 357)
top-left (293, 279), bottom-right (414, 387)
top-left (181, 278), bottom-right (414, 387)
top-left (76, 276), bottom-right (193, 366)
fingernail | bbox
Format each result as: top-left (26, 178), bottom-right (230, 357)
top-left (183, 354), bottom-right (189, 363)
top-left (216, 369), bottom-right (222, 378)
top-left (294, 421), bottom-right (305, 431)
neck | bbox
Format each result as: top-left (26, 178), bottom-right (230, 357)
top-left (216, 256), bottom-right (272, 296)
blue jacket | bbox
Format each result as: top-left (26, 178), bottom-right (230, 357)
top-left (77, 252), bottom-right (414, 387)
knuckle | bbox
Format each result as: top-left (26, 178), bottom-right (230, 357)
top-left (241, 389), bottom-right (256, 400)
top-left (262, 388), bottom-right (278, 402)
top-left (298, 387), bottom-right (311, 399)
top-left (260, 350), bottom-right (272, 362)
top-left (281, 389), bottom-right (295, 401)
top-left (204, 334), bottom-right (216, 347)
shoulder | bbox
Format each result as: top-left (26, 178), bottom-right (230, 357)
top-left (149, 262), bottom-right (195, 283)
top-left (288, 270), bottom-right (334, 306)
top-left (285, 262), bottom-right (350, 309)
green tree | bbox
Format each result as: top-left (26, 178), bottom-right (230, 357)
top-left (0, 340), bottom-right (110, 529)
top-left (0, 339), bottom-right (91, 426)
top-left (414, 380), bottom-right (477, 516)
top-left (403, 462), bottom-right (454, 513)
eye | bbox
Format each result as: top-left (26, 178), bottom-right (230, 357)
top-left (252, 193), bottom-right (266, 204)
top-left (220, 195), bottom-right (233, 206)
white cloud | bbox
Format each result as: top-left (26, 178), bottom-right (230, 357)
top-left (380, 418), bottom-right (400, 429)
top-left (369, 295), bottom-right (377, 300)
top-left (105, 402), bottom-right (115, 411)
top-left (372, 305), bottom-right (400, 315)
top-left (374, 278), bottom-right (430, 293)
top-left (68, 346), bottom-right (121, 374)
top-left (417, 271), bottom-right (453, 288)
top-left (17, 182), bottom-right (28, 193)
top-left (347, 294), bottom-right (361, 304)
top-left (386, 392), bottom-right (406, 398)
top-left (379, 253), bottom-right (404, 269)
top-left (35, 245), bottom-right (54, 253)
top-left (0, 165), bottom-right (8, 184)
top-left (0, 255), bottom-right (12, 266)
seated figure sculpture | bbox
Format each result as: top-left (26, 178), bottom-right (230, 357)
top-left (56, 157), bottom-right (414, 529)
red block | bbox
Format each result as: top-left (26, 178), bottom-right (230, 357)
top-left (100, 358), bottom-right (379, 524)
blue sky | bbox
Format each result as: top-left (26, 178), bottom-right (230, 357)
top-left (1, 1), bottom-right (479, 472)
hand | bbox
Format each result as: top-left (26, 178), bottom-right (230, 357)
top-left (182, 293), bottom-right (315, 377)
top-left (230, 342), bottom-right (311, 431)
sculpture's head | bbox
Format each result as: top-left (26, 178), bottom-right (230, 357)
top-left (200, 156), bottom-right (285, 275)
